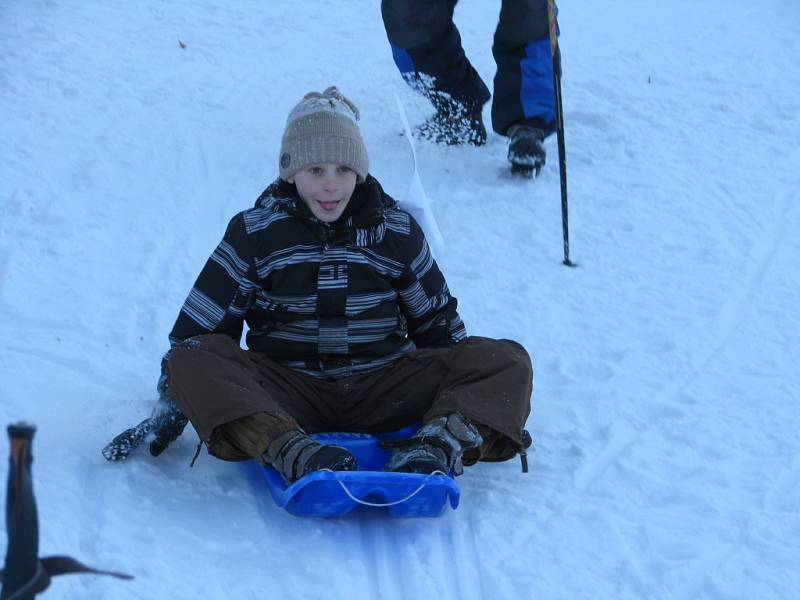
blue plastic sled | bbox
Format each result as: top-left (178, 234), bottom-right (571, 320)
top-left (245, 426), bottom-right (460, 518)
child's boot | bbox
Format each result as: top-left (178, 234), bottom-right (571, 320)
top-left (383, 413), bottom-right (483, 475)
top-left (264, 430), bottom-right (358, 483)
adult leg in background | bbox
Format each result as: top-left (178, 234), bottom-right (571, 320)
top-left (381, 0), bottom-right (491, 145)
top-left (491, 0), bottom-right (557, 136)
top-left (493, 0), bottom-right (559, 176)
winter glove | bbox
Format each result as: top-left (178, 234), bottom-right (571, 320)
top-left (146, 396), bottom-right (189, 457)
top-left (507, 124), bottom-right (546, 178)
top-left (102, 349), bottom-right (190, 461)
top-left (102, 396), bottom-right (188, 462)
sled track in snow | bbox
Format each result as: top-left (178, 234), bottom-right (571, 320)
top-left (354, 506), bottom-right (490, 600)
top-left (435, 518), bottom-right (486, 600)
top-left (357, 514), bottom-right (403, 600)
top-left (446, 515), bottom-right (490, 600)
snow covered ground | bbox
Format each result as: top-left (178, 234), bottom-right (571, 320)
top-left (2, 0), bottom-right (799, 598)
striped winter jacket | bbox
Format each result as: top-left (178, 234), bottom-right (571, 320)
top-left (168, 175), bottom-right (466, 379)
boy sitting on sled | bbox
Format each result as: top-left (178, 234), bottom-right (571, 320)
top-left (103, 87), bottom-right (533, 483)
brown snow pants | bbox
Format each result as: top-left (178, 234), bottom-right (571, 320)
top-left (166, 334), bottom-right (533, 465)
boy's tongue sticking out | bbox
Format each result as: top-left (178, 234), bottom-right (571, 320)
top-left (318, 199), bottom-right (340, 212)
top-left (290, 163), bottom-right (357, 223)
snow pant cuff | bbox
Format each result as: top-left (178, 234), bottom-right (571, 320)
top-left (208, 412), bottom-right (300, 462)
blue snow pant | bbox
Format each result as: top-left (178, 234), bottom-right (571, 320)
top-left (381, 0), bottom-right (558, 136)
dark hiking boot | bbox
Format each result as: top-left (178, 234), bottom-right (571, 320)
top-left (265, 430), bottom-right (358, 484)
top-left (382, 413), bottom-right (483, 476)
top-left (416, 97), bottom-right (487, 147)
top-left (508, 123), bottom-right (546, 178)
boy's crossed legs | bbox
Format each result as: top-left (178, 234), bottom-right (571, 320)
top-left (166, 334), bottom-right (532, 481)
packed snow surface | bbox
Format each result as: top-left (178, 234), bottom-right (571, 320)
top-left (1, 1), bottom-right (799, 598)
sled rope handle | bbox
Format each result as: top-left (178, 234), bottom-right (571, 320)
top-left (320, 469), bottom-right (449, 508)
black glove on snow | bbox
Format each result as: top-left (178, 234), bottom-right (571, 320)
top-left (101, 417), bottom-right (153, 462)
top-left (147, 398), bottom-right (189, 457)
top-left (101, 397), bottom-right (188, 462)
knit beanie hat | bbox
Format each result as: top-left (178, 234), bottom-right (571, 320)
top-left (279, 86), bottom-right (369, 183)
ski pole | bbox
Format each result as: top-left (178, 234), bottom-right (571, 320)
top-left (547, 0), bottom-right (575, 267)
top-left (1, 423), bottom-right (133, 599)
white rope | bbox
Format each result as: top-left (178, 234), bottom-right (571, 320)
top-left (319, 469), bottom-right (449, 508)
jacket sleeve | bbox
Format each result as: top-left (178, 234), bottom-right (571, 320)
top-left (395, 216), bottom-right (467, 348)
top-left (167, 212), bottom-right (259, 346)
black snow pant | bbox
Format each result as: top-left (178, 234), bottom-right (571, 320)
top-left (166, 334), bottom-right (533, 466)
top-left (382, 0), bottom-right (558, 136)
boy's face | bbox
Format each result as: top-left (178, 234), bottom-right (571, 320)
top-left (289, 164), bottom-right (358, 223)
